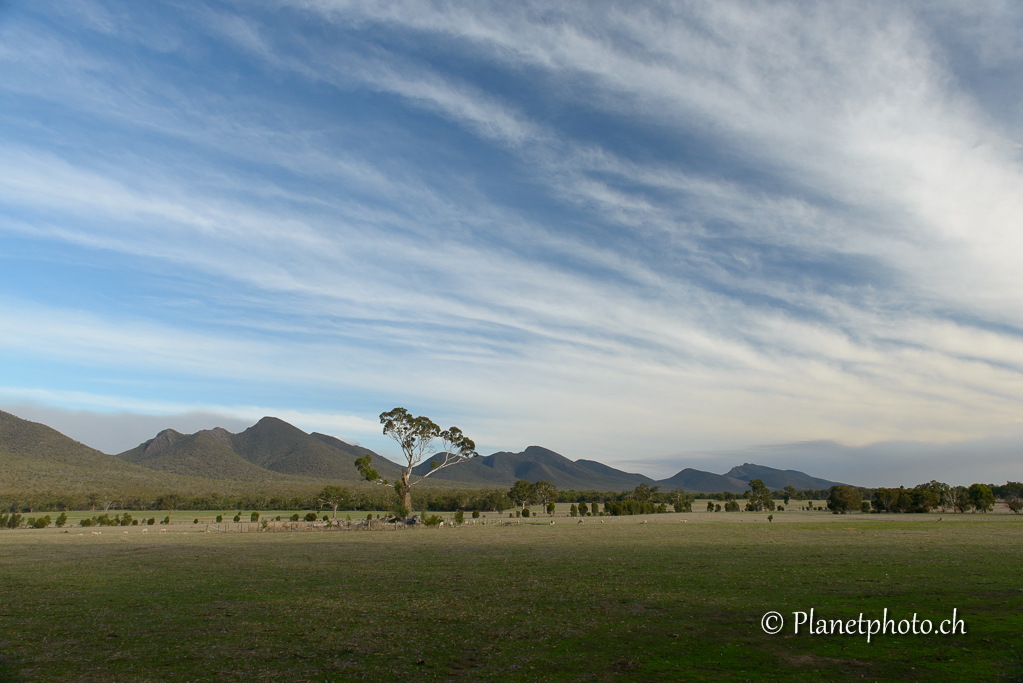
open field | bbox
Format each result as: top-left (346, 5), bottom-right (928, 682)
top-left (1, 512), bottom-right (1021, 682)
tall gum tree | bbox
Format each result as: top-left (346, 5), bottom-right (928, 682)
top-left (355, 407), bottom-right (478, 515)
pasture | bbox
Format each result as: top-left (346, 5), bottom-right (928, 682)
top-left (0, 511), bottom-right (1020, 682)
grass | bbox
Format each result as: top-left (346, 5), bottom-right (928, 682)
top-left (0, 511), bottom-right (1020, 682)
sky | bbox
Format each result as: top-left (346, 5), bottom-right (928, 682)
top-left (2, 1), bottom-right (1022, 487)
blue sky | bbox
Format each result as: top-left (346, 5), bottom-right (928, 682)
top-left (2, 1), bottom-right (1023, 486)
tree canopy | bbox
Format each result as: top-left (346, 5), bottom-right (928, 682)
top-left (356, 407), bottom-right (478, 515)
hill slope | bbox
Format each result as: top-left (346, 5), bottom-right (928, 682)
top-left (118, 429), bottom-right (282, 482)
top-left (724, 463), bottom-right (843, 491)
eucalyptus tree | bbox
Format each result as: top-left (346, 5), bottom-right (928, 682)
top-left (355, 407), bottom-right (478, 515)
top-left (318, 485), bottom-right (351, 519)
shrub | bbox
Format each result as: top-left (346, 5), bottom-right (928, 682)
top-left (194, 518), bottom-right (199, 524)
top-left (422, 514), bottom-right (443, 527)
top-left (250, 512), bottom-right (259, 522)
top-left (366, 513), bottom-right (373, 521)
top-left (132, 519), bottom-right (138, 526)
top-left (291, 513), bottom-right (300, 522)
top-left (161, 516), bottom-right (171, 525)
top-left (305, 512), bottom-right (319, 522)
top-left (546, 503), bottom-right (555, 515)
top-left (216, 515), bottom-right (223, 523)
top-left (276, 516), bottom-right (282, 521)
top-left (454, 509), bottom-right (464, 525)
top-left (147, 518), bottom-right (156, 525)
top-left (233, 515), bottom-right (241, 523)
top-left (261, 519), bottom-right (268, 529)
top-left (32, 515), bottom-right (51, 529)
top-left (79, 518), bottom-right (95, 527)
top-left (570, 504), bottom-right (578, 517)
top-left (578, 502), bottom-right (588, 515)
top-left (715, 504), bottom-right (722, 512)
top-left (56, 512), bottom-right (68, 528)
top-left (521, 508), bottom-right (530, 518)
top-left (472, 509), bottom-right (480, 519)
top-left (120, 513), bottom-right (133, 526)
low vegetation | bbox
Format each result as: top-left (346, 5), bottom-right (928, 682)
top-left (0, 512), bottom-right (1020, 681)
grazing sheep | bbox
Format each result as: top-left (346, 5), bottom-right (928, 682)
top-left (159, 529), bottom-right (167, 534)
top-left (640, 520), bottom-right (648, 524)
top-left (141, 528), bottom-right (148, 534)
top-left (577, 520), bottom-right (583, 524)
top-left (600, 520), bottom-right (604, 524)
top-left (549, 521), bottom-right (555, 525)
top-left (77, 533), bottom-right (83, 537)
top-left (91, 531), bottom-right (100, 536)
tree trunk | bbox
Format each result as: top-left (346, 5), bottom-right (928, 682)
top-left (402, 472), bottom-right (412, 516)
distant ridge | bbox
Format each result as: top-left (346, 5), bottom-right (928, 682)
top-left (2, 410), bottom-right (848, 494)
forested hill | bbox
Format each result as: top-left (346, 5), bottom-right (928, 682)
top-left (2, 410), bottom-right (847, 495)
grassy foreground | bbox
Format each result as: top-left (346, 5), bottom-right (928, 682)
top-left (0, 513), bottom-right (1021, 682)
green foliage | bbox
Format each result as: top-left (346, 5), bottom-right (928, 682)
top-left (827, 485), bottom-right (862, 513)
top-left (632, 483), bottom-right (659, 503)
top-left (472, 509), bottom-right (480, 519)
top-left (509, 480), bottom-right (534, 509)
top-left (55, 513), bottom-right (68, 528)
top-left (422, 514), bottom-right (443, 526)
top-left (578, 502), bottom-right (588, 515)
top-left (767, 514), bottom-right (773, 523)
top-left (1005, 482), bottom-right (1023, 514)
top-left (861, 501), bottom-right (871, 513)
top-left (216, 515), bottom-right (223, 523)
top-left (250, 512), bottom-right (259, 522)
top-left (194, 518), bottom-right (199, 524)
top-left (744, 479), bottom-right (775, 512)
top-left (454, 509), bottom-right (464, 525)
top-left (521, 508), bottom-right (530, 518)
top-left (32, 516), bottom-right (51, 528)
top-left (724, 500), bottom-right (740, 512)
top-left (161, 516), bottom-right (171, 525)
top-left (304, 512), bottom-right (318, 522)
top-left (714, 504), bottom-right (721, 512)
top-left (546, 502), bottom-right (555, 515)
top-left (570, 504), bottom-right (578, 517)
top-left (233, 515), bottom-right (241, 522)
top-left (706, 500), bottom-right (714, 512)
top-left (354, 455), bottom-right (380, 483)
top-left (79, 518), bottom-right (95, 527)
top-left (968, 483), bottom-right (995, 512)
top-left (147, 518), bottom-right (155, 525)
top-left (290, 514), bottom-right (300, 522)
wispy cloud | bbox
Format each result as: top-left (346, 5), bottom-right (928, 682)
top-left (1, 2), bottom-right (1022, 482)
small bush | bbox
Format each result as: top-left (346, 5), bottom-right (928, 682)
top-left (291, 513), bottom-right (300, 522)
top-left (147, 518), bottom-right (156, 525)
top-left (132, 519), bottom-right (138, 526)
top-left (233, 515), bottom-right (241, 523)
top-left (454, 510), bottom-right (464, 525)
top-left (305, 512), bottom-right (318, 522)
top-left (32, 515), bottom-right (51, 529)
top-left (472, 509), bottom-right (480, 519)
top-left (366, 513), bottom-right (373, 521)
top-left (193, 519), bottom-right (199, 524)
top-left (321, 514), bottom-right (329, 522)
top-left (216, 515), bottom-right (223, 523)
top-left (521, 508), bottom-right (530, 518)
top-left (79, 518), bottom-right (96, 528)
top-left (261, 519), bottom-right (268, 529)
top-left (276, 516), bottom-right (281, 521)
top-left (161, 516), bottom-right (171, 525)
top-left (422, 515), bottom-right (443, 527)
top-left (250, 512), bottom-right (259, 522)
top-left (56, 512), bottom-right (68, 528)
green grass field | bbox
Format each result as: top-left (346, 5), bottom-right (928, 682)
top-left (1, 511), bottom-right (1020, 682)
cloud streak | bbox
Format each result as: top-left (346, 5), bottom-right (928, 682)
top-left (1, 1), bottom-right (1022, 482)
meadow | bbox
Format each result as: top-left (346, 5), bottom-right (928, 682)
top-left (1, 510), bottom-right (1020, 682)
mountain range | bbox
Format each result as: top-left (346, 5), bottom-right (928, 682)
top-left (1, 410), bottom-right (846, 494)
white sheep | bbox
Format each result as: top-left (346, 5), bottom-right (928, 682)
top-left (91, 531), bottom-right (100, 536)
top-left (142, 528), bottom-right (148, 534)
top-left (159, 529), bottom-right (167, 534)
